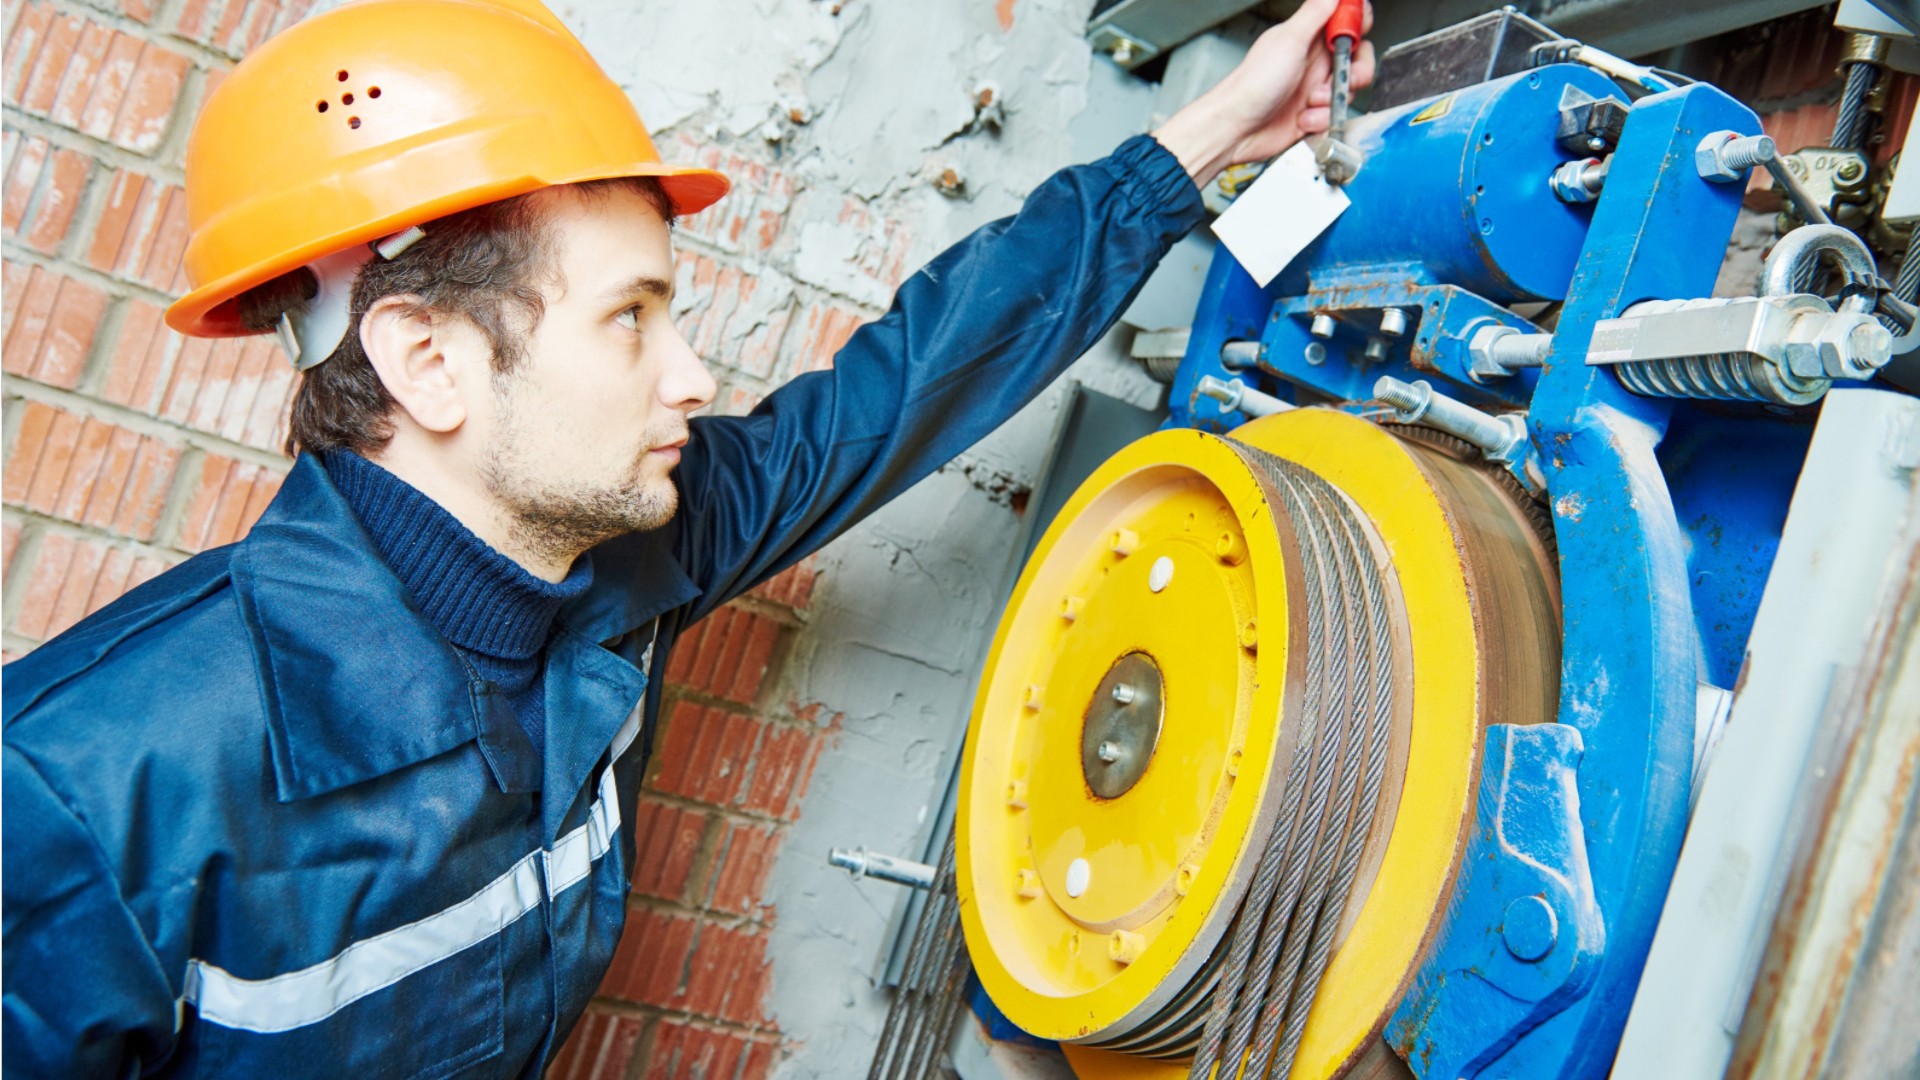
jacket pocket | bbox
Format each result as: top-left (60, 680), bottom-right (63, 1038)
top-left (186, 934), bottom-right (505, 1079)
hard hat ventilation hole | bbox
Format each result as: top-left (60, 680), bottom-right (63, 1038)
top-left (337, 69), bottom-right (349, 81)
top-left (316, 100), bottom-right (328, 113)
top-left (349, 117), bottom-right (362, 129)
top-left (342, 92), bottom-right (354, 105)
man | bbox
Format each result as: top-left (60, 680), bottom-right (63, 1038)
top-left (1, 0), bottom-right (1371, 1074)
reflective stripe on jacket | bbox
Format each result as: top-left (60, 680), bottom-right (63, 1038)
top-left (1, 134), bottom-right (1204, 1078)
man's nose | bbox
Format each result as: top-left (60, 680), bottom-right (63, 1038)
top-left (659, 321), bottom-right (718, 414)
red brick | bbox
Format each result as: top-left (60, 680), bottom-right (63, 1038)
top-left (737, 723), bottom-right (821, 821)
top-left (186, 336), bottom-right (245, 431)
top-left (643, 1020), bottom-right (778, 1080)
top-left (753, 559), bottom-right (816, 611)
top-left (2, 259), bottom-right (27, 333)
top-left (22, 271), bottom-right (109, 388)
top-left (48, 18), bottom-right (113, 127)
top-left (109, 39), bottom-right (191, 154)
top-left (79, 31), bottom-right (146, 141)
top-left (649, 702), bottom-right (760, 807)
top-left (122, 0), bottom-right (157, 24)
top-left (215, 337), bottom-right (272, 441)
top-left (664, 613), bottom-right (705, 683)
top-left (175, 454), bottom-right (281, 552)
top-left (16, 11), bottom-right (81, 114)
top-left (77, 424), bottom-right (142, 529)
top-left (600, 907), bottom-right (696, 1007)
top-left (90, 170), bottom-right (188, 291)
top-left (630, 797), bottom-right (709, 903)
top-left (159, 335), bottom-right (212, 423)
top-left (3, 3), bottom-right (55, 104)
top-left (3, 400), bottom-right (58, 503)
top-left (706, 819), bottom-right (780, 917)
top-left (240, 353), bottom-right (295, 450)
top-left (21, 144), bottom-right (90, 255)
top-left (10, 530), bottom-right (131, 641)
top-left (102, 297), bottom-right (179, 413)
top-left (723, 612), bottom-right (780, 706)
top-left (3, 263), bottom-right (59, 372)
top-left (83, 544), bottom-right (136, 619)
top-left (137, 181), bottom-right (191, 291)
top-left (87, 169), bottom-right (151, 275)
top-left (546, 1006), bottom-right (646, 1080)
top-left (127, 551), bottom-right (171, 590)
top-left (793, 303), bottom-right (861, 374)
top-left (682, 921), bottom-right (772, 1026)
top-left (109, 436), bottom-right (180, 540)
top-left (22, 406), bottom-right (84, 512)
top-left (687, 606), bottom-right (736, 690)
top-left (3, 519), bottom-right (23, 580)
top-left (50, 416), bottom-right (115, 521)
top-left (3, 134), bottom-right (48, 234)
top-left (13, 531), bottom-right (75, 639)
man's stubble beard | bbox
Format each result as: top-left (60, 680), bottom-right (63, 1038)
top-left (479, 378), bottom-right (681, 568)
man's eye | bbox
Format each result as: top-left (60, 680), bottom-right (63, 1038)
top-left (615, 305), bottom-right (642, 331)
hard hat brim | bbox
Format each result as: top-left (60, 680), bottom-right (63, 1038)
top-left (164, 163), bottom-right (730, 340)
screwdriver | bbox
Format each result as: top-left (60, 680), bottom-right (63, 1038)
top-left (1326, 0), bottom-right (1365, 145)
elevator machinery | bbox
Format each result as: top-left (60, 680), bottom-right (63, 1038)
top-left (950, 16), bottom-right (1915, 1080)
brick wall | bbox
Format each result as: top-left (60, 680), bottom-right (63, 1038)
top-left (1, 1), bottom-right (901, 1075)
top-left (2, 0), bottom-right (319, 659)
top-left (549, 560), bottom-right (836, 1080)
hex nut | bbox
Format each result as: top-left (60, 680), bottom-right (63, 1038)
top-left (1695, 133), bottom-right (1741, 183)
top-left (1814, 315), bottom-right (1893, 378)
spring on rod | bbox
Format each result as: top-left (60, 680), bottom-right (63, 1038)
top-left (1066, 443), bottom-right (1401, 1078)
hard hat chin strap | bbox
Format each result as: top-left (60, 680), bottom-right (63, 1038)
top-left (276, 225), bottom-right (427, 371)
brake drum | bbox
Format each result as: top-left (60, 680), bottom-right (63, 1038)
top-left (956, 408), bottom-right (1559, 1078)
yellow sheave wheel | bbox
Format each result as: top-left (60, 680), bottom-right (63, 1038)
top-left (957, 408), bottom-right (1559, 1078)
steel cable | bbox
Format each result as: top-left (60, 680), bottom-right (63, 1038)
top-left (1831, 61), bottom-right (1876, 151)
top-left (1168, 445), bottom-right (1397, 1080)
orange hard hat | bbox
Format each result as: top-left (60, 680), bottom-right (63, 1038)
top-left (165, 0), bottom-right (730, 339)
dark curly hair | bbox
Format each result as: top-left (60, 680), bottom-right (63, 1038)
top-left (235, 176), bottom-right (675, 456)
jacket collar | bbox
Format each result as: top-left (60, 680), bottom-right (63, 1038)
top-left (235, 455), bottom-right (701, 803)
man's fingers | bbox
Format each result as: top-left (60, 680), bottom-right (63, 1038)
top-left (1363, 0), bottom-right (1374, 34)
top-left (1298, 106), bottom-right (1331, 135)
top-left (1308, 82), bottom-right (1333, 107)
top-left (1350, 39), bottom-right (1377, 89)
top-left (1281, 0), bottom-right (1341, 44)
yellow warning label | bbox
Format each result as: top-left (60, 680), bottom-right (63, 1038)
top-left (1410, 95), bottom-right (1453, 125)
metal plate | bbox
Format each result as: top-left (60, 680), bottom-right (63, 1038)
top-left (1082, 653), bottom-right (1167, 799)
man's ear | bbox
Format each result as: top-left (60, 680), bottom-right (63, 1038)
top-left (360, 296), bottom-right (472, 434)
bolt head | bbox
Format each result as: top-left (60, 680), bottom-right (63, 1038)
top-left (1503, 895), bottom-right (1559, 962)
top-left (1097, 740), bottom-right (1121, 763)
top-left (1111, 683), bottom-right (1136, 704)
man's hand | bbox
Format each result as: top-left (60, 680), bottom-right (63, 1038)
top-left (1153, 0), bottom-right (1377, 189)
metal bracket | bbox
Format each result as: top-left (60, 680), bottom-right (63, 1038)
top-left (1387, 723), bottom-right (1605, 1079)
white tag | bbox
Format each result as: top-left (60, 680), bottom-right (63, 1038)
top-left (1209, 142), bottom-right (1351, 288)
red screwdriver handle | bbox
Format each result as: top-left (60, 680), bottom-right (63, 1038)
top-left (1325, 0), bottom-right (1364, 48)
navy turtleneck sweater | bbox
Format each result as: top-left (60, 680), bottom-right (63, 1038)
top-left (323, 451), bottom-right (592, 766)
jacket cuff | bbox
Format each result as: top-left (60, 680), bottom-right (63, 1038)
top-left (1102, 133), bottom-right (1207, 229)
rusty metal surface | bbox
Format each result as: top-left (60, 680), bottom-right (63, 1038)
top-left (1727, 470), bottom-right (1920, 1079)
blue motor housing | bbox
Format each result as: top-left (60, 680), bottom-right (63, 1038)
top-left (1277, 64), bottom-right (1623, 304)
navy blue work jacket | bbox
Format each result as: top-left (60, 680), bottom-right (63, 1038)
top-left (2, 135), bottom-right (1204, 1078)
